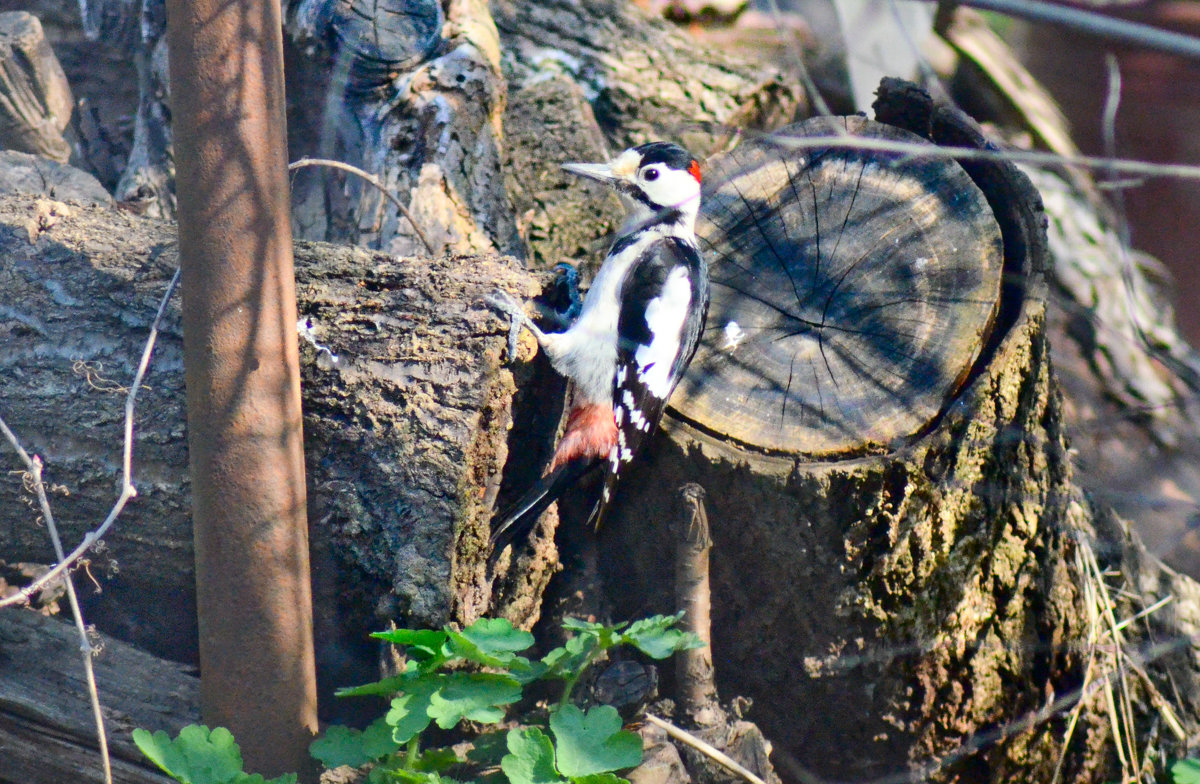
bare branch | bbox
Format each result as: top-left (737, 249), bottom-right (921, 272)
top-left (288, 157), bottom-right (436, 255)
top-left (645, 713), bottom-right (769, 784)
top-left (939, 0), bottom-right (1200, 63)
top-left (758, 132), bottom-right (1200, 185)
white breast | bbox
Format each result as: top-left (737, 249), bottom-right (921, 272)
top-left (541, 228), bottom-right (668, 405)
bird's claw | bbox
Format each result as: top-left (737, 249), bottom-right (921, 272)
top-left (485, 290), bottom-right (524, 318)
top-left (485, 290), bottom-right (528, 363)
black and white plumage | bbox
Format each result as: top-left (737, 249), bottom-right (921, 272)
top-left (488, 141), bottom-right (709, 556)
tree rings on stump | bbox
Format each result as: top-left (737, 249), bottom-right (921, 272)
top-left (672, 115), bottom-right (1004, 456)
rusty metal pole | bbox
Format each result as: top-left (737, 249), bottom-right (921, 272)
top-left (165, 0), bottom-right (318, 776)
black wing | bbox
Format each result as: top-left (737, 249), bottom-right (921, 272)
top-left (592, 236), bottom-right (709, 527)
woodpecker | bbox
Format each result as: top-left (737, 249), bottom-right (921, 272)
top-left (487, 142), bottom-right (709, 556)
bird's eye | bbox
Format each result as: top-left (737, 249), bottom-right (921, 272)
top-left (643, 168), bottom-right (660, 181)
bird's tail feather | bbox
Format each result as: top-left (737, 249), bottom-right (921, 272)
top-left (490, 458), bottom-right (599, 559)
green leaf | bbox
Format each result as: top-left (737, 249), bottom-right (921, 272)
top-left (426, 673), bottom-right (522, 729)
top-left (501, 727), bottom-right (565, 784)
top-left (371, 767), bottom-right (469, 784)
top-left (619, 614), bottom-right (703, 660)
top-left (337, 672), bottom-right (415, 698)
top-left (387, 691), bottom-right (436, 744)
top-left (133, 725), bottom-right (246, 784)
top-left (561, 619), bottom-right (626, 650)
top-left (541, 635), bottom-right (599, 680)
top-left (571, 774), bottom-right (629, 784)
top-left (447, 618), bottom-right (535, 668)
top-left (373, 629), bottom-right (452, 671)
top-left (414, 748), bottom-right (461, 773)
top-left (549, 706), bottom-right (642, 778)
top-left (508, 657), bottom-right (549, 684)
top-left (1173, 758), bottom-right (1200, 784)
top-left (310, 718), bottom-right (401, 768)
top-left (560, 618), bottom-right (610, 634)
top-left (372, 628), bottom-right (450, 657)
top-left (466, 731), bottom-right (510, 766)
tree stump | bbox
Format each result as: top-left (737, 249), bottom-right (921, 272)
top-left (570, 80), bottom-right (1150, 782)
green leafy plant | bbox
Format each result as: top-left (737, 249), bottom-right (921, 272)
top-left (132, 725), bottom-right (297, 784)
top-left (1172, 758), bottom-right (1200, 784)
top-left (138, 614), bottom-right (702, 784)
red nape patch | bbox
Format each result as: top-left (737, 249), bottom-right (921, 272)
top-left (688, 160), bottom-right (702, 184)
top-left (548, 403), bottom-right (618, 472)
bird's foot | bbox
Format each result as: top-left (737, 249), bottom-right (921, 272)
top-left (485, 290), bottom-right (531, 363)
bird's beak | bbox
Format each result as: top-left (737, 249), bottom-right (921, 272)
top-left (560, 162), bottom-right (621, 183)
top-left (562, 149), bottom-right (640, 185)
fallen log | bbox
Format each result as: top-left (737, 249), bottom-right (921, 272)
top-left (0, 192), bottom-right (540, 683)
top-left (0, 608), bottom-right (197, 784)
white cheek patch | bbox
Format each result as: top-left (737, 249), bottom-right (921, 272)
top-left (634, 267), bottom-right (692, 398)
top-left (642, 168), bottom-right (701, 211)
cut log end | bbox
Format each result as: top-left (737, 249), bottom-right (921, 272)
top-left (673, 115), bottom-right (1004, 457)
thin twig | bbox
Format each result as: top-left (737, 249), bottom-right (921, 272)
top-left (1108, 595), bottom-right (1173, 636)
top-left (288, 157), bottom-right (436, 255)
top-left (644, 713), bottom-right (768, 784)
top-left (0, 267), bottom-right (180, 609)
top-left (0, 422), bottom-right (112, 784)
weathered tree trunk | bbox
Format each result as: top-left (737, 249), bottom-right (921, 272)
top-left (563, 81), bottom-right (1200, 782)
top-left (284, 0), bottom-right (799, 261)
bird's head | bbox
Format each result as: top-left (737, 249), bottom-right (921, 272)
top-left (562, 142), bottom-right (702, 234)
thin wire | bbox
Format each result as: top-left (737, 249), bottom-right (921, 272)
top-left (937, 0), bottom-right (1200, 63)
top-left (289, 157), bottom-right (436, 255)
